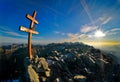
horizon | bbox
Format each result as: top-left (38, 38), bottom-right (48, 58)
top-left (1, 41), bottom-right (120, 47)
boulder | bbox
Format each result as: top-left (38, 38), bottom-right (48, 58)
top-left (24, 57), bottom-right (39, 82)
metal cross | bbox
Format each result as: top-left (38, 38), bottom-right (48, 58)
top-left (19, 10), bottom-right (39, 59)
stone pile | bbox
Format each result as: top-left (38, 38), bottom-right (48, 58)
top-left (23, 56), bottom-right (50, 82)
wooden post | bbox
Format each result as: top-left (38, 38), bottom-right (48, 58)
top-left (19, 11), bottom-right (39, 59)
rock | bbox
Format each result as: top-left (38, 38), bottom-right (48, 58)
top-left (54, 56), bottom-right (59, 61)
top-left (80, 55), bottom-right (95, 67)
top-left (23, 56), bottom-right (51, 82)
top-left (74, 75), bottom-right (86, 79)
top-left (95, 58), bottom-right (109, 68)
top-left (37, 57), bottom-right (51, 77)
top-left (27, 65), bottom-right (40, 82)
top-left (24, 57), bottom-right (39, 82)
top-left (41, 76), bottom-right (46, 82)
top-left (31, 56), bottom-right (51, 77)
top-left (74, 75), bottom-right (86, 82)
top-left (55, 78), bottom-right (59, 82)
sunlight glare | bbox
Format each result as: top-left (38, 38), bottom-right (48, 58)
top-left (94, 30), bottom-right (106, 37)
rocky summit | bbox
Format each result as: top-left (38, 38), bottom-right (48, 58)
top-left (20, 42), bottom-right (120, 82)
top-left (0, 42), bottom-right (120, 82)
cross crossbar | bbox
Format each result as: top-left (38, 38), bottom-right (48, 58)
top-left (26, 14), bottom-right (38, 24)
top-left (20, 26), bottom-right (38, 34)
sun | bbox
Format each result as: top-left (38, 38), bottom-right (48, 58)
top-left (94, 30), bottom-right (106, 37)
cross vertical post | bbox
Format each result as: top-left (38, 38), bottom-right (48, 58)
top-left (19, 10), bottom-right (39, 59)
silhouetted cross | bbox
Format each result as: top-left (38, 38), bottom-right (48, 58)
top-left (19, 10), bottom-right (39, 59)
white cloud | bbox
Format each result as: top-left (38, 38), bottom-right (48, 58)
top-left (80, 25), bottom-right (98, 33)
top-left (54, 31), bottom-right (66, 36)
top-left (80, 0), bottom-right (94, 25)
top-left (75, 33), bottom-right (79, 36)
top-left (99, 16), bottom-right (112, 25)
top-left (0, 36), bottom-right (44, 45)
top-left (109, 28), bottom-right (120, 32)
top-left (78, 34), bottom-right (88, 39)
top-left (61, 33), bottom-right (65, 35)
top-left (0, 25), bottom-right (28, 38)
top-left (54, 31), bottom-right (60, 34)
top-left (106, 32), bottom-right (117, 36)
top-left (105, 28), bottom-right (120, 35)
top-left (0, 26), bottom-right (11, 31)
top-left (33, 36), bottom-right (43, 39)
top-left (67, 33), bottom-right (78, 39)
top-left (0, 36), bottom-right (27, 43)
top-left (0, 26), bottom-right (44, 44)
top-left (87, 15), bottom-right (112, 26)
top-left (0, 30), bottom-right (27, 38)
top-left (67, 33), bottom-right (90, 41)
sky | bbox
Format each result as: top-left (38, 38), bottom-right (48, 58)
top-left (0, 0), bottom-right (120, 46)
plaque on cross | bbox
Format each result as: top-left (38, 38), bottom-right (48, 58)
top-left (19, 10), bottom-right (39, 59)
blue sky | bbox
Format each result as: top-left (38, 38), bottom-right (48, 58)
top-left (0, 0), bottom-right (120, 45)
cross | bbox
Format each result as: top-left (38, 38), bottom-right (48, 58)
top-left (19, 10), bottom-right (39, 59)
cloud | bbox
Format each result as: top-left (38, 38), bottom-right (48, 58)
top-left (85, 15), bottom-right (112, 26)
top-left (109, 28), bottom-right (120, 32)
top-left (99, 16), bottom-right (112, 25)
top-left (0, 36), bottom-right (43, 45)
top-left (78, 34), bottom-right (88, 39)
top-left (80, 0), bottom-right (94, 25)
top-left (105, 28), bottom-right (120, 35)
top-left (45, 5), bottom-right (66, 17)
top-left (54, 31), bottom-right (60, 34)
top-left (0, 26), bottom-right (27, 38)
top-left (67, 33), bottom-right (90, 42)
top-left (0, 36), bottom-right (27, 43)
top-left (67, 3), bottom-right (80, 15)
top-left (106, 32), bottom-right (117, 36)
top-left (7, 31), bottom-right (26, 37)
top-left (0, 30), bottom-right (27, 38)
top-left (80, 25), bottom-right (98, 33)
top-left (70, 15), bottom-right (112, 41)
top-left (0, 26), bottom-right (10, 31)
top-left (33, 36), bottom-right (43, 39)
top-left (67, 33), bottom-right (78, 39)
top-left (61, 33), bottom-right (65, 35)
top-left (54, 31), bottom-right (66, 36)
top-left (54, 23), bottom-right (60, 27)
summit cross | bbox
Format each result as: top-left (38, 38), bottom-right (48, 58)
top-left (19, 10), bottom-right (39, 59)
